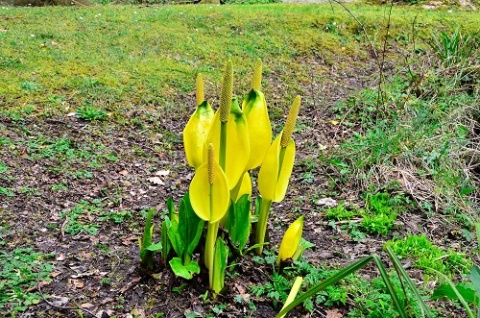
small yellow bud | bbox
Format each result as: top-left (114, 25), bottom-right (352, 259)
top-left (281, 96), bottom-right (301, 148)
top-left (277, 215), bottom-right (304, 266)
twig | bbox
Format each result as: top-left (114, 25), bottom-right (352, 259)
top-left (377, 1), bottom-right (394, 111)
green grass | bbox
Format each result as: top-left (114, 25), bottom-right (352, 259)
top-left (1, 5), bottom-right (479, 120)
top-left (0, 3), bottom-right (478, 316)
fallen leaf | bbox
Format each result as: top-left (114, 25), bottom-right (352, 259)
top-left (80, 303), bottom-right (95, 311)
top-left (330, 120), bottom-right (340, 125)
top-left (50, 271), bottom-right (62, 278)
top-left (155, 170), bottom-right (170, 176)
top-left (49, 295), bottom-right (69, 307)
top-left (68, 278), bottom-right (84, 289)
top-left (326, 308), bottom-right (343, 318)
top-left (118, 170), bottom-right (129, 176)
top-left (148, 176), bottom-right (164, 185)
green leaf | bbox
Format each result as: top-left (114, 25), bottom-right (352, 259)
top-left (169, 257), bottom-right (200, 280)
top-left (469, 265), bottom-right (480, 298)
top-left (213, 237), bottom-right (228, 294)
top-left (179, 193), bottom-right (204, 260)
top-left (147, 242), bottom-right (163, 252)
top-left (432, 284), bottom-right (476, 303)
top-left (161, 217), bottom-right (171, 262)
top-left (167, 197), bottom-right (175, 218)
top-left (276, 255), bottom-right (374, 318)
top-left (372, 254), bottom-right (408, 318)
top-left (385, 246), bottom-right (433, 318)
top-left (425, 267), bottom-right (475, 318)
top-left (226, 194), bottom-right (251, 251)
top-left (167, 219), bottom-right (184, 258)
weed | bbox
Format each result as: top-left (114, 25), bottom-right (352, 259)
top-left (386, 234), bottom-right (472, 276)
top-left (77, 105), bottom-right (108, 121)
top-left (0, 187), bottom-right (15, 197)
top-left (51, 182), bottom-right (68, 191)
top-left (325, 204), bottom-right (357, 221)
top-left (360, 192), bottom-right (405, 236)
top-left (59, 200), bottom-right (103, 236)
top-left (0, 248), bottom-right (54, 313)
top-left (426, 28), bottom-right (474, 67)
top-left (98, 210), bottom-right (133, 224)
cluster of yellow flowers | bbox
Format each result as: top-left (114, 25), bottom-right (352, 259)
top-left (182, 60), bottom-right (304, 293)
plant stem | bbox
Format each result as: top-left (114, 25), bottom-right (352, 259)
top-left (255, 198), bottom-right (272, 255)
top-left (205, 221), bottom-right (219, 287)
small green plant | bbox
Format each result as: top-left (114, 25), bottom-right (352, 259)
top-left (0, 248), bottom-right (54, 313)
top-left (386, 234), bottom-right (472, 276)
top-left (59, 200), bottom-right (102, 236)
top-left (426, 28), bottom-right (474, 67)
top-left (98, 210), bottom-right (132, 224)
top-left (431, 265), bottom-right (480, 318)
top-left (277, 248), bottom-right (433, 318)
top-left (360, 192), bottom-right (404, 235)
top-left (325, 204), bottom-right (357, 221)
top-left (77, 105), bottom-right (108, 121)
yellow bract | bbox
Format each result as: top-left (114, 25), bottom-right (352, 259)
top-left (234, 172), bottom-right (252, 202)
top-left (189, 146), bottom-right (230, 223)
top-left (208, 99), bottom-right (250, 190)
top-left (183, 101), bottom-right (214, 169)
top-left (242, 89), bottom-right (272, 170)
top-left (258, 132), bottom-right (296, 202)
top-left (277, 215), bottom-right (304, 265)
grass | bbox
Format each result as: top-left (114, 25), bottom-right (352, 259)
top-left (0, 2), bottom-right (479, 316)
top-left (1, 5), bottom-right (479, 120)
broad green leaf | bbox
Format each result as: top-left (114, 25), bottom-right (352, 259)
top-left (161, 217), bottom-right (171, 262)
top-left (212, 237), bottom-right (228, 294)
top-left (167, 219), bottom-right (184, 258)
top-left (179, 193), bottom-right (204, 259)
top-left (169, 257), bottom-right (200, 280)
top-left (432, 284), bottom-right (476, 303)
top-left (167, 197), bottom-right (175, 218)
top-left (226, 194), bottom-right (251, 251)
top-left (146, 242), bottom-right (162, 252)
top-left (469, 265), bottom-right (480, 298)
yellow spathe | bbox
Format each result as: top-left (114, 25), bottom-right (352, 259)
top-left (189, 147), bottom-right (230, 223)
top-left (183, 101), bottom-right (214, 169)
top-left (242, 89), bottom-right (272, 170)
top-left (258, 132), bottom-right (295, 203)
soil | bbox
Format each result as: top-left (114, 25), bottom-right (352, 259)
top-left (0, 45), bottom-right (477, 318)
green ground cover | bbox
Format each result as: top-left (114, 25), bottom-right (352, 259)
top-left (0, 3), bottom-right (479, 317)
